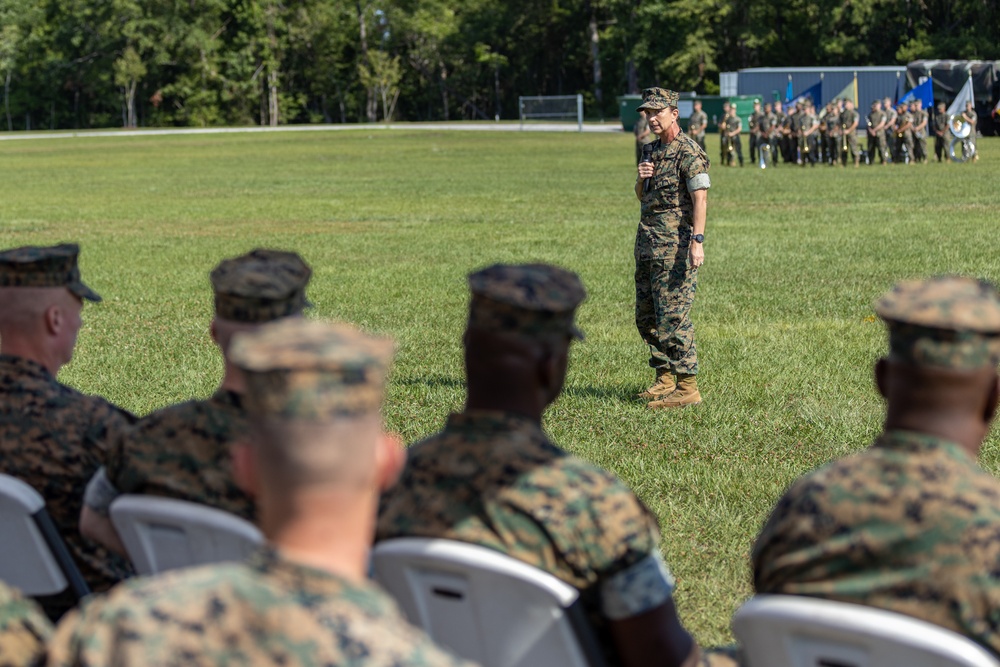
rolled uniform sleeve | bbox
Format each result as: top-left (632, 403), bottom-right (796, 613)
top-left (600, 550), bottom-right (676, 620)
top-left (83, 467), bottom-right (121, 517)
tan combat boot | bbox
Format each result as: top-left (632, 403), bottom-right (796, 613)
top-left (648, 374), bottom-right (701, 409)
top-left (637, 369), bottom-right (676, 400)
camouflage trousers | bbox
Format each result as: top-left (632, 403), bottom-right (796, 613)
top-left (635, 257), bottom-right (698, 375)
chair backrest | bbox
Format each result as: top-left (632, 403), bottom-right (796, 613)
top-left (0, 473), bottom-right (90, 599)
top-left (110, 495), bottom-right (263, 575)
top-left (372, 538), bottom-right (607, 667)
top-left (732, 595), bottom-right (1000, 667)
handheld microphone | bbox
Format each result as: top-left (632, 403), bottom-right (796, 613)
top-left (640, 143), bottom-right (654, 194)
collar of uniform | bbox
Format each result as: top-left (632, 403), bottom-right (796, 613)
top-left (874, 428), bottom-right (972, 462)
top-left (248, 545), bottom-right (392, 608)
top-left (209, 387), bottom-right (244, 411)
top-left (0, 354), bottom-right (53, 381)
top-left (445, 409), bottom-right (545, 439)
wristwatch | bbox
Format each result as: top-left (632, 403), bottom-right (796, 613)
top-left (692, 234), bottom-right (704, 244)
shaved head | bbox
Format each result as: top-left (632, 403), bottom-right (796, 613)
top-left (251, 413), bottom-right (383, 492)
top-left (0, 287), bottom-right (67, 330)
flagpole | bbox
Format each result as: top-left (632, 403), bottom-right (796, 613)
top-left (853, 71), bottom-right (858, 106)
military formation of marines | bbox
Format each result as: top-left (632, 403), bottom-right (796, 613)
top-left (716, 96), bottom-right (980, 168)
top-left (0, 84), bottom-right (997, 664)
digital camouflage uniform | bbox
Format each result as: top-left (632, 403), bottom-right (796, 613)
top-left (0, 245), bottom-right (135, 609)
top-left (688, 107), bottom-right (708, 152)
top-left (47, 547), bottom-right (471, 667)
top-left (769, 107), bottom-right (785, 165)
top-left (824, 105), bottom-right (840, 164)
top-left (912, 106), bottom-right (928, 162)
top-left (748, 107), bottom-right (762, 164)
top-left (867, 106), bottom-right (888, 164)
top-left (933, 108), bottom-right (949, 162)
top-left (0, 582), bottom-right (52, 666)
top-left (377, 263), bottom-right (706, 666)
top-left (894, 108), bottom-right (914, 163)
top-left (99, 390), bottom-right (254, 519)
top-left (753, 276), bottom-right (1000, 657)
top-left (634, 89), bottom-right (710, 377)
top-left (725, 112), bottom-right (743, 167)
top-left (840, 107), bottom-right (860, 164)
top-left (84, 248), bottom-right (312, 524)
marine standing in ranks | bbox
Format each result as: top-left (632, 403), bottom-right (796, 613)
top-left (911, 100), bottom-right (928, 163)
top-left (932, 101), bottom-right (949, 162)
top-left (894, 102), bottom-right (914, 164)
top-left (0, 244), bottom-right (135, 620)
top-left (753, 276), bottom-right (1000, 657)
top-left (80, 249), bottom-right (313, 556)
top-left (748, 100), bottom-right (763, 166)
top-left (800, 102), bottom-right (820, 166)
top-left (719, 100), bottom-right (731, 163)
top-left (688, 99), bottom-right (708, 152)
top-left (757, 103), bottom-right (773, 167)
top-left (883, 97), bottom-right (898, 161)
top-left (725, 104), bottom-right (744, 167)
top-left (962, 101), bottom-right (979, 161)
top-left (824, 102), bottom-right (840, 166)
top-left (770, 100), bottom-right (786, 165)
top-left (48, 319), bottom-right (474, 667)
top-left (867, 100), bottom-right (888, 165)
top-left (840, 98), bottom-right (860, 168)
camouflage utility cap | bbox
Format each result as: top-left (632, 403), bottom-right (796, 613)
top-left (230, 319), bottom-right (393, 419)
top-left (0, 243), bottom-right (101, 301)
top-left (211, 249), bottom-right (311, 323)
top-left (468, 263), bottom-right (586, 341)
top-left (636, 88), bottom-right (680, 112)
top-left (875, 276), bottom-right (1000, 369)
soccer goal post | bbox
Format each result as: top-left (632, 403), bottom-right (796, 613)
top-left (518, 94), bottom-right (584, 131)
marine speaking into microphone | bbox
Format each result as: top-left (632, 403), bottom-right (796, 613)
top-left (632, 87), bottom-right (712, 410)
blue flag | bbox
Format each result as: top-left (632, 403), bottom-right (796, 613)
top-left (785, 78), bottom-right (793, 103)
top-left (900, 78), bottom-right (933, 109)
top-left (787, 80), bottom-right (821, 108)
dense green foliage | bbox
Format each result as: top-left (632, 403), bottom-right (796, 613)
top-left (2, 128), bottom-right (998, 640)
top-left (1, 0), bottom-right (998, 130)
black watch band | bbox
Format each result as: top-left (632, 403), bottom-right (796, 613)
top-left (692, 234), bottom-right (704, 244)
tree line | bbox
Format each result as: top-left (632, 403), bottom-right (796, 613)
top-left (1, 0), bottom-right (997, 131)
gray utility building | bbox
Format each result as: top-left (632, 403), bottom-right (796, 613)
top-left (720, 66), bottom-right (906, 108)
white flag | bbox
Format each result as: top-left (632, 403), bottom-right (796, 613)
top-left (947, 75), bottom-right (974, 117)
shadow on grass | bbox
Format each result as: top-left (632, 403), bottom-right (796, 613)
top-left (397, 374), bottom-right (636, 402)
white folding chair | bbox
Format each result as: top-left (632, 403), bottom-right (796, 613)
top-left (110, 495), bottom-right (263, 575)
top-left (732, 595), bottom-right (1000, 667)
top-left (0, 473), bottom-right (90, 600)
top-left (372, 537), bottom-right (607, 667)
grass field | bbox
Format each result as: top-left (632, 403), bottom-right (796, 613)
top-left (2, 127), bottom-right (998, 645)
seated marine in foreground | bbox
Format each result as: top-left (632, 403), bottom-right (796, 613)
top-left (377, 263), bottom-right (732, 667)
top-left (81, 248), bottom-right (312, 554)
top-left (753, 275), bottom-right (1000, 655)
top-left (0, 244), bottom-right (134, 618)
top-left (47, 319), bottom-right (473, 667)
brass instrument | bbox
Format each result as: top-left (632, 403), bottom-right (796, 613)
top-left (842, 123), bottom-right (849, 155)
top-left (949, 114), bottom-right (972, 139)
top-left (759, 143), bottom-right (769, 169)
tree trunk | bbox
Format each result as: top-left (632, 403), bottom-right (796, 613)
top-left (357, 1), bottom-right (377, 122)
top-left (439, 62), bottom-right (449, 121)
top-left (269, 69), bottom-right (278, 126)
top-left (126, 80), bottom-right (137, 128)
top-left (4, 70), bottom-right (11, 132)
top-left (588, 6), bottom-right (603, 111)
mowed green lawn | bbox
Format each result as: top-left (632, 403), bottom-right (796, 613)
top-left (1, 127), bottom-right (998, 644)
